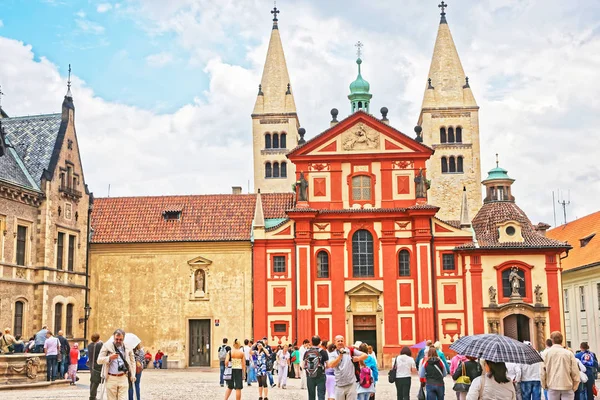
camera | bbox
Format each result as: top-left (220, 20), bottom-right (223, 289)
top-left (339, 349), bottom-right (347, 355)
top-left (118, 364), bottom-right (129, 373)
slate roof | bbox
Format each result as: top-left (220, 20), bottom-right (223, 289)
top-left (2, 113), bottom-right (62, 186)
top-left (90, 193), bottom-right (295, 244)
top-left (546, 211), bottom-right (600, 271)
top-left (0, 135), bottom-right (40, 191)
top-left (458, 201), bottom-right (569, 250)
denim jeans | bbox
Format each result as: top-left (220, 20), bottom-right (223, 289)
top-left (153, 359), bottom-right (162, 368)
top-left (46, 355), bottom-right (58, 381)
top-left (306, 375), bottom-right (326, 400)
top-left (128, 370), bottom-right (142, 400)
top-left (267, 370), bottom-right (274, 386)
top-left (521, 381), bottom-right (542, 400)
top-left (219, 361), bottom-right (225, 385)
top-left (358, 393), bottom-right (372, 400)
top-left (426, 384), bottom-right (445, 400)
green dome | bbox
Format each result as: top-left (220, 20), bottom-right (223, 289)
top-left (484, 166), bottom-right (514, 182)
top-left (349, 58), bottom-right (370, 94)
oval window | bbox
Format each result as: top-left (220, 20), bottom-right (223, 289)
top-left (506, 226), bottom-right (516, 236)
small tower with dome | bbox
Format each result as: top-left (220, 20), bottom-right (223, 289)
top-left (348, 41), bottom-right (372, 113)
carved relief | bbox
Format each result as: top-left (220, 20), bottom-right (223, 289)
top-left (392, 160), bottom-right (414, 170)
top-left (309, 163), bottom-right (330, 172)
top-left (67, 274), bottom-right (74, 284)
top-left (16, 268), bottom-right (26, 279)
top-left (487, 318), bottom-right (500, 334)
top-left (395, 221), bottom-right (411, 230)
top-left (314, 223), bottom-right (329, 231)
top-left (342, 123), bottom-right (379, 151)
top-left (56, 272), bottom-right (63, 282)
top-left (9, 357), bottom-right (40, 379)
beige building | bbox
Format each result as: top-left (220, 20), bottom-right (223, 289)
top-left (417, 10), bottom-right (482, 222)
top-left (88, 192), bottom-right (292, 367)
top-left (0, 83), bottom-right (91, 343)
top-left (252, 8), bottom-right (300, 194)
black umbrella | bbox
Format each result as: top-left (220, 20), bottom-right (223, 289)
top-left (449, 334), bottom-right (543, 364)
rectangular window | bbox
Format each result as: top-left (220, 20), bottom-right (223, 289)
top-left (580, 286), bottom-right (586, 312)
top-left (16, 225), bottom-right (27, 266)
top-left (68, 235), bottom-right (76, 271)
top-left (442, 254), bottom-right (455, 271)
top-left (597, 283), bottom-right (600, 310)
top-left (66, 304), bottom-right (73, 338)
top-left (351, 175), bottom-right (372, 201)
top-left (274, 323), bottom-right (287, 333)
top-left (14, 301), bottom-right (24, 337)
top-left (57, 232), bottom-right (65, 270)
top-left (54, 303), bottom-right (63, 333)
top-left (273, 256), bottom-right (286, 274)
top-left (564, 289), bottom-right (569, 313)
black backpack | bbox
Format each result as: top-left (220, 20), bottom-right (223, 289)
top-left (304, 348), bottom-right (324, 379)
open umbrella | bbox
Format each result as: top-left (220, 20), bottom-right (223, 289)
top-left (449, 334), bottom-right (543, 365)
top-left (411, 340), bottom-right (428, 349)
top-left (106, 332), bottom-right (141, 349)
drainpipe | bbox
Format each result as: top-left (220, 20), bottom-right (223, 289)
top-left (429, 218), bottom-right (439, 341)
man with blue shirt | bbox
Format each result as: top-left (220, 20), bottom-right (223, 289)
top-left (97, 329), bottom-right (136, 400)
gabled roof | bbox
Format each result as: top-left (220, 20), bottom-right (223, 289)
top-left (2, 113), bottom-right (62, 185)
top-left (91, 193), bottom-right (295, 244)
top-left (288, 110), bottom-right (433, 157)
top-left (546, 211), bottom-right (600, 270)
top-left (459, 201), bottom-right (569, 250)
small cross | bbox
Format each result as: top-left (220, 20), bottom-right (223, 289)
top-left (67, 64), bottom-right (72, 91)
top-left (439, 1), bottom-right (448, 17)
top-left (496, 153), bottom-right (499, 168)
top-left (271, 2), bottom-right (280, 22)
top-left (355, 41), bottom-right (363, 59)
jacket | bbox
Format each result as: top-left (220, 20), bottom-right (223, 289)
top-left (540, 344), bottom-right (580, 391)
top-left (466, 375), bottom-right (516, 400)
top-left (97, 341), bottom-right (136, 383)
top-left (452, 360), bottom-right (482, 382)
top-left (419, 356), bottom-right (447, 385)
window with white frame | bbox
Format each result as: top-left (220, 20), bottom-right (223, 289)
top-left (564, 289), bottom-right (569, 312)
top-left (579, 286), bottom-right (586, 312)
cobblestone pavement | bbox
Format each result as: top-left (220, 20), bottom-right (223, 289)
top-left (4, 368), bottom-right (458, 400)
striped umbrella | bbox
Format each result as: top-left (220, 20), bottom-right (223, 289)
top-left (449, 334), bottom-right (543, 365)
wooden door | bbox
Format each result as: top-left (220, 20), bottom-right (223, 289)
top-left (189, 319), bottom-right (211, 366)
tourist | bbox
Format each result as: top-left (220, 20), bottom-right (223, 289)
top-left (292, 345), bottom-right (301, 379)
top-left (218, 338), bottom-right (231, 387)
top-left (416, 340), bottom-right (432, 367)
top-left (12, 335), bottom-right (25, 353)
top-left (506, 362), bottom-right (522, 400)
top-left (367, 345), bottom-right (377, 366)
top-left (575, 342), bottom-right (597, 400)
top-left (248, 340), bottom-right (257, 384)
top-left (434, 341), bottom-right (451, 372)
top-left (420, 346), bottom-right (447, 399)
top-left (57, 330), bottom-right (71, 379)
top-left (466, 360), bottom-right (516, 399)
top-left (517, 342), bottom-right (542, 400)
top-left (574, 357), bottom-right (587, 400)
top-left (328, 335), bottom-right (368, 400)
top-left (153, 349), bottom-right (164, 369)
top-left (540, 338), bottom-right (553, 400)
top-left (540, 331), bottom-right (580, 400)
top-left (97, 328), bottom-right (136, 400)
top-left (25, 335), bottom-right (36, 352)
top-left (394, 346), bottom-right (417, 400)
top-left (325, 343), bottom-right (337, 400)
top-left (128, 343), bottom-right (145, 400)
top-left (223, 339), bottom-right (245, 400)
top-left (300, 339), bottom-right (310, 389)
top-left (88, 333), bottom-right (104, 400)
top-left (255, 341), bottom-right (270, 400)
top-left (304, 335), bottom-right (329, 400)
top-left (452, 356), bottom-right (482, 400)
top-left (1, 327), bottom-right (17, 353)
top-left (44, 330), bottom-right (61, 381)
top-left (67, 342), bottom-right (80, 385)
top-left (357, 359), bottom-right (375, 400)
top-left (243, 339), bottom-right (252, 386)
top-left (144, 350), bottom-right (152, 368)
top-left (276, 343), bottom-right (290, 388)
top-left (359, 343), bottom-right (378, 397)
top-left (34, 325), bottom-right (48, 353)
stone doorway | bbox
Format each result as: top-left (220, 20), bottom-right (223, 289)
top-left (353, 315), bottom-right (377, 352)
top-left (503, 314), bottom-right (531, 342)
top-left (345, 283), bottom-right (383, 364)
top-left (189, 319), bottom-right (211, 367)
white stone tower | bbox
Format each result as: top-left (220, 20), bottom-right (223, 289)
top-left (417, 2), bottom-right (482, 222)
top-left (252, 5), bottom-right (299, 193)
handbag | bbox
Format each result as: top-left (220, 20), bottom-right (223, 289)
top-left (388, 356), bottom-right (397, 383)
top-left (223, 361), bottom-right (233, 381)
top-left (417, 386), bottom-right (426, 400)
top-left (136, 361), bottom-right (143, 374)
top-left (452, 362), bottom-right (471, 392)
top-left (593, 384), bottom-right (598, 397)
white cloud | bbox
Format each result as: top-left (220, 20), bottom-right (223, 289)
top-left (145, 52), bottom-right (174, 68)
top-left (97, 3), bottom-right (113, 13)
top-left (75, 18), bottom-right (105, 35)
top-left (75, 10), bottom-right (86, 18)
top-left (0, 20), bottom-right (4, 28)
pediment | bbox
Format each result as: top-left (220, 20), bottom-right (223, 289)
top-left (187, 256), bottom-right (213, 266)
top-left (346, 282), bottom-right (382, 296)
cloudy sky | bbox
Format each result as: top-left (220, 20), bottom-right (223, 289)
top-left (0, 0), bottom-right (599, 227)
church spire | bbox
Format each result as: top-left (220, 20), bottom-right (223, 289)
top-left (348, 41), bottom-right (372, 113)
top-left (253, 5), bottom-right (297, 115)
top-left (422, 2), bottom-right (477, 109)
top-left (460, 186), bottom-right (470, 228)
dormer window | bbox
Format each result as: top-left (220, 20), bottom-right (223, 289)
top-left (580, 233), bottom-right (596, 248)
top-left (497, 221), bottom-right (524, 243)
top-left (163, 210), bottom-right (182, 221)
top-left (506, 226), bottom-right (516, 236)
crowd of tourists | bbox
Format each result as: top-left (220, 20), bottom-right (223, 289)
top-left (219, 331), bottom-right (598, 400)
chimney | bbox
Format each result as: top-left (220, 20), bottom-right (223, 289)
top-left (232, 186), bottom-right (242, 195)
top-left (535, 222), bottom-right (551, 236)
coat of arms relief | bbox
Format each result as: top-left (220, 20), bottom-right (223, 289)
top-left (342, 123), bottom-right (380, 151)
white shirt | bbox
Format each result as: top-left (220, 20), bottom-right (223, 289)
top-left (299, 346), bottom-right (308, 365)
top-left (243, 345), bottom-right (251, 361)
top-left (395, 354), bottom-right (416, 378)
top-left (506, 362), bottom-right (521, 382)
top-left (108, 344), bottom-right (126, 374)
top-left (519, 362), bottom-right (542, 381)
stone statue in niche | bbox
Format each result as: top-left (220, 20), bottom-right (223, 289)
top-left (415, 168), bottom-right (429, 199)
top-left (296, 171), bottom-right (309, 202)
top-left (488, 286), bottom-right (497, 305)
top-left (534, 284), bottom-right (543, 304)
top-left (195, 269), bottom-right (205, 297)
top-left (509, 266), bottom-right (524, 297)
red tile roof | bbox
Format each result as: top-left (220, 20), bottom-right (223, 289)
top-left (546, 211), bottom-right (600, 271)
top-left (459, 201), bottom-right (569, 250)
top-left (91, 193), bottom-right (294, 244)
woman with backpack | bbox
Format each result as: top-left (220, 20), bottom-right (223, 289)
top-left (357, 359), bottom-right (375, 400)
top-left (451, 356), bottom-right (482, 400)
top-left (466, 360), bottom-right (516, 400)
top-left (419, 347), bottom-right (448, 400)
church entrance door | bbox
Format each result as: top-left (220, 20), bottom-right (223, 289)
top-left (503, 314), bottom-right (530, 342)
top-left (189, 319), bottom-right (211, 367)
top-left (353, 315), bottom-right (377, 354)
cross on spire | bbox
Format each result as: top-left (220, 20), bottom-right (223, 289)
top-left (67, 64), bottom-right (72, 91)
top-left (271, 2), bottom-right (280, 22)
top-left (355, 41), bottom-right (363, 59)
top-left (439, 1), bottom-right (448, 23)
top-left (496, 153), bottom-right (499, 168)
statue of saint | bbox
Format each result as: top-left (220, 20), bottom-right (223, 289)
top-left (508, 266), bottom-right (524, 296)
top-left (195, 269), bottom-right (205, 293)
top-left (534, 284), bottom-right (543, 304)
top-left (296, 171), bottom-right (309, 201)
top-left (414, 168), bottom-right (427, 198)
top-left (488, 286), bottom-right (497, 304)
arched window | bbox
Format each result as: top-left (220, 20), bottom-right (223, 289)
top-left (457, 156), bottom-right (464, 173)
top-left (265, 162), bottom-right (272, 178)
top-left (280, 162), bottom-right (287, 178)
top-left (449, 156), bottom-right (456, 173)
top-left (265, 133), bottom-right (271, 149)
top-left (440, 127), bottom-right (447, 143)
top-left (456, 127), bottom-right (462, 143)
top-left (280, 133), bottom-right (287, 148)
top-left (398, 250), bottom-right (410, 276)
top-left (66, 304), bottom-right (74, 338)
top-left (54, 303), bottom-right (63, 333)
top-left (448, 127), bottom-right (455, 143)
top-left (351, 175), bottom-right (372, 201)
top-left (502, 268), bottom-right (526, 298)
top-left (441, 157), bottom-right (448, 173)
top-left (317, 251), bottom-right (329, 278)
top-left (273, 162), bottom-right (280, 178)
top-left (358, 101), bottom-right (363, 109)
top-left (352, 230), bottom-right (374, 277)
top-left (14, 301), bottom-right (24, 337)
top-left (272, 133), bottom-right (279, 149)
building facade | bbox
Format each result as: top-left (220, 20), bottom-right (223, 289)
top-left (0, 86), bottom-right (91, 344)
